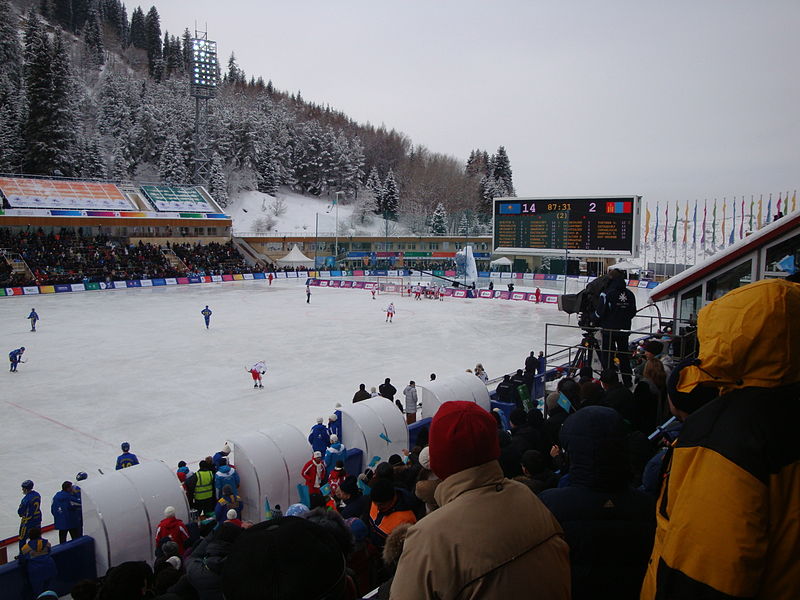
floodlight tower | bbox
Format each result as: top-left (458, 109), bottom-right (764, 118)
top-left (189, 32), bottom-right (218, 185)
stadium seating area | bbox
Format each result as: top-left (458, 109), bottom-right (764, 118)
top-left (140, 185), bottom-right (218, 213)
top-left (0, 230), bottom-right (253, 286)
top-left (170, 241), bottom-right (251, 276)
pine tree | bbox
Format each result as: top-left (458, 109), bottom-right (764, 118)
top-left (159, 131), bottom-right (187, 184)
top-left (383, 169), bottom-right (399, 218)
top-left (430, 202), bottom-right (448, 235)
top-left (144, 6), bottom-right (162, 76)
top-left (208, 151), bottom-right (228, 207)
top-left (23, 14), bottom-right (77, 175)
top-left (457, 212), bottom-right (471, 236)
top-left (492, 146), bottom-right (515, 197)
top-left (109, 142), bottom-right (129, 180)
top-left (365, 166), bottom-right (384, 213)
top-left (129, 7), bottom-right (146, 49)
top-left (181, 29), bottom-right (192, 71)
top-left (53, 0), bottom-right (72, 31)
top-left (83, 9), bottom-right (104, 66)
top-left (80, 134), bottom-right (106, 178)
top-left (256, 143), bottom-right (280, 195)
top-left (0, 0), bottom-right (23, 92)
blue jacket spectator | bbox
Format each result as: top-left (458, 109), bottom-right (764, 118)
top-left (215, 462), bottom-right (240, 497)
top-left (324, 435), bottom-right (346, 473)
top-left (19, 527), bottom-right (57, 597)
top-left (308, 418), bottom-right (330, 454)
top-left (213, 444), bottom-right (231, 468)
top-left (51, 481), bottom-right (81, 543)
top-left (540, 406), bottom-right (655, 600)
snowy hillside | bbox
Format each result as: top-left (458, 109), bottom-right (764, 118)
top-left (228, 188), bottom-right (412, 237)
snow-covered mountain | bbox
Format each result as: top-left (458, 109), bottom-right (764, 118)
top-left (228, 188), bottom-right (412, 237)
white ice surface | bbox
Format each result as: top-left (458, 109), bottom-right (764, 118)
top-left (1, 278), bottom-right (586, 536)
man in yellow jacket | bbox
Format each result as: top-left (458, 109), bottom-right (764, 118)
top-left (641, 278), bottom-right (800, 599)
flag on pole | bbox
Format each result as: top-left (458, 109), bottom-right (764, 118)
top-left (645, 203), bottom-right (651, 243)
top-left (664, 203), bottom-right (669, 244)
top-left (749, 195), bottom-right (755, 232)
top-left (672, 201), bottom-right (679, 243)
top-left (757, 195), bottom-right (763, 230)
top-left (766, 193), bottom-right (772, 225)
top-left (683, 201), bottom-right (688, 243)
top-left (692, 200), bottom-right (698, 246)
top-left (792, 190), bottom-right (797, 213)
top-left (777, 192), bottom-right (782, 216)
top-left (729, 198), bottom-right (735, 246)
top-left (721, 198), bottom-right (727, 246)
top-left (739, 197), bottom-right (744, 240)
top-left (700, 199), bottom-right (707, 245)
top-left (654, 201), bottom-right (660, 245)
top-left (712, 199), bottom-right (717, 247)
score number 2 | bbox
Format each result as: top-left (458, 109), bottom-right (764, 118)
top-left (589, 202), bottom-right (596, 212)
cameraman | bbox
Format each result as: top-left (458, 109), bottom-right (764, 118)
top-left (593, 269), bottom-right (637, 386)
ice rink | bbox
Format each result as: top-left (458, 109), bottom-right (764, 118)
top-left (0, 278), bottom-right (583, 536)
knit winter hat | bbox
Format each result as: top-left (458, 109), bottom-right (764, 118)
top-left (429, 401), bottom-right (499, 480)
top-left (339, 475), bottom-right (359, 495)
top-left (163, 506), bottom-right (176, 518)
top-left (418, 446), bottom-right (431, 470)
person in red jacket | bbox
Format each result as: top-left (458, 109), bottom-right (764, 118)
top-left (301, 451), bottom-right (326, 494)
top-left (155, 506), bottom-right (189, 554)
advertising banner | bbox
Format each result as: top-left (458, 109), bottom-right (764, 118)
top-left (452, 289), bottom-right (467, 298)
top-left (85, 282), bottom-right (101, 291)
top-left (152, 279), bottom-right (166, 286)
top-left (125, 281), bottom-right (141, 288)
top-left (233, 274), bottom-right (244, 281)
top-left (140, 280), bottom-right (153, 287)
top-left (165, 278), bottom-right (177, 285)
top-left (54, 284), bottom-right (71, 293)
top-left (71, 283), bottom-right (86, 292)
top-left (490, 272), bottom-right (502, 279)
top-left (176, 277), bottom-right (189, 285)
top-left (253, 272), bottom-right (266, 279)
top-left (39, 285), bottom-right (55, 294)
top-left (243, 273), bottom-right (254, 280)
top-left (478, 290), bottom-right (493, 299)
top-left (511, 292), bottom-right (527, 301)
top-left (23, 286), bottom-right (39, 294)
top-left (188, 276), bottom-right (201, 284)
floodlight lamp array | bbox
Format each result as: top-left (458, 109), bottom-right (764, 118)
top-left (190, 38), bottom-right (218, 91)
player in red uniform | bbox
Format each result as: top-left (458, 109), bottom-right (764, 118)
top-left (247, 360), bottom-right (266, 389)
top-left (386, 302), bottom-right (396, 323)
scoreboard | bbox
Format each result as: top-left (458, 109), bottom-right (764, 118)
top-left (492, 196), bottom-right (641, 257)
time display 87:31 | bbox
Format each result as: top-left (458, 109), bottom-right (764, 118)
top-left (517, 201), bottom-right (599, 214)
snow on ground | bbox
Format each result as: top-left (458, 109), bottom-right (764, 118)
top-left (228, 188), bottom-right (410, 237)
top-left (0, 278), bottom-right (580, 536)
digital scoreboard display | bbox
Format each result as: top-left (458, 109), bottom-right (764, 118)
top-left (493, 196), bottom-right (641, 256)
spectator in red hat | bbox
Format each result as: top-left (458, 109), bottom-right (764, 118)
top-left (391, 401), bottom-right (570, 599)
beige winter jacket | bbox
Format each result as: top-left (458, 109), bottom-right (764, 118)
top-left (390, 460), bottom-right (571, 600)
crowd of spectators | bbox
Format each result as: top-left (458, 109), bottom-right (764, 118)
top-left (0, 230), bottom-right (261, 286)
top-left (168, 241), bottom-right (250, 276)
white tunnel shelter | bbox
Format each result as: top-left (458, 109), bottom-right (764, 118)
top-left (230, 423), bottom-right (310, 523)
top-left (82, 461), bottom-right (190, 575)
top-left (339, 397), bottom-right (410, 469)
top-left (418, 372), bottom-right (492, 420)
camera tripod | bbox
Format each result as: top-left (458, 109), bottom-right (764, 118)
top-left (568, 330), bottom-right (601, 377)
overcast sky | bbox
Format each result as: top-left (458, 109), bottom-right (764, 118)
top-left (158, 1), bottom-right (799, 206)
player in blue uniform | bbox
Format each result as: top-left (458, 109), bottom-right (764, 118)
top-left (9, 346), bottom-right (25, 372)
top-left (28, 309), bottom-right (39, 332)
top-left (201, 305), bottom-right (212, 329)
top-left (18, 480), bottom-right (42, 551)
top-left (116, 442), bottom-right (140, 470)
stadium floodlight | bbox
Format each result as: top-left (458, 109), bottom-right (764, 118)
top-left (190, 38), bottom-right (218, 98)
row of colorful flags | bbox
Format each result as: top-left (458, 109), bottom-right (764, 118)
top-left (644, 191), bottom-right (797, 247)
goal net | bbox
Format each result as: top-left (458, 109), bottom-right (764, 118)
top-left (376, 276), bottom-right (407, 295)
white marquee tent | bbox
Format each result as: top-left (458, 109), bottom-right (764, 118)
top-left (276, 244), bottom-right (314, 268)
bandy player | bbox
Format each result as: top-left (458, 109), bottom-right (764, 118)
top-left (385, 302), bottom-right (396, 323)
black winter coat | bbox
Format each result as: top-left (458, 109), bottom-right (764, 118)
top-left (539, 406), bottom-right (655, 600)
